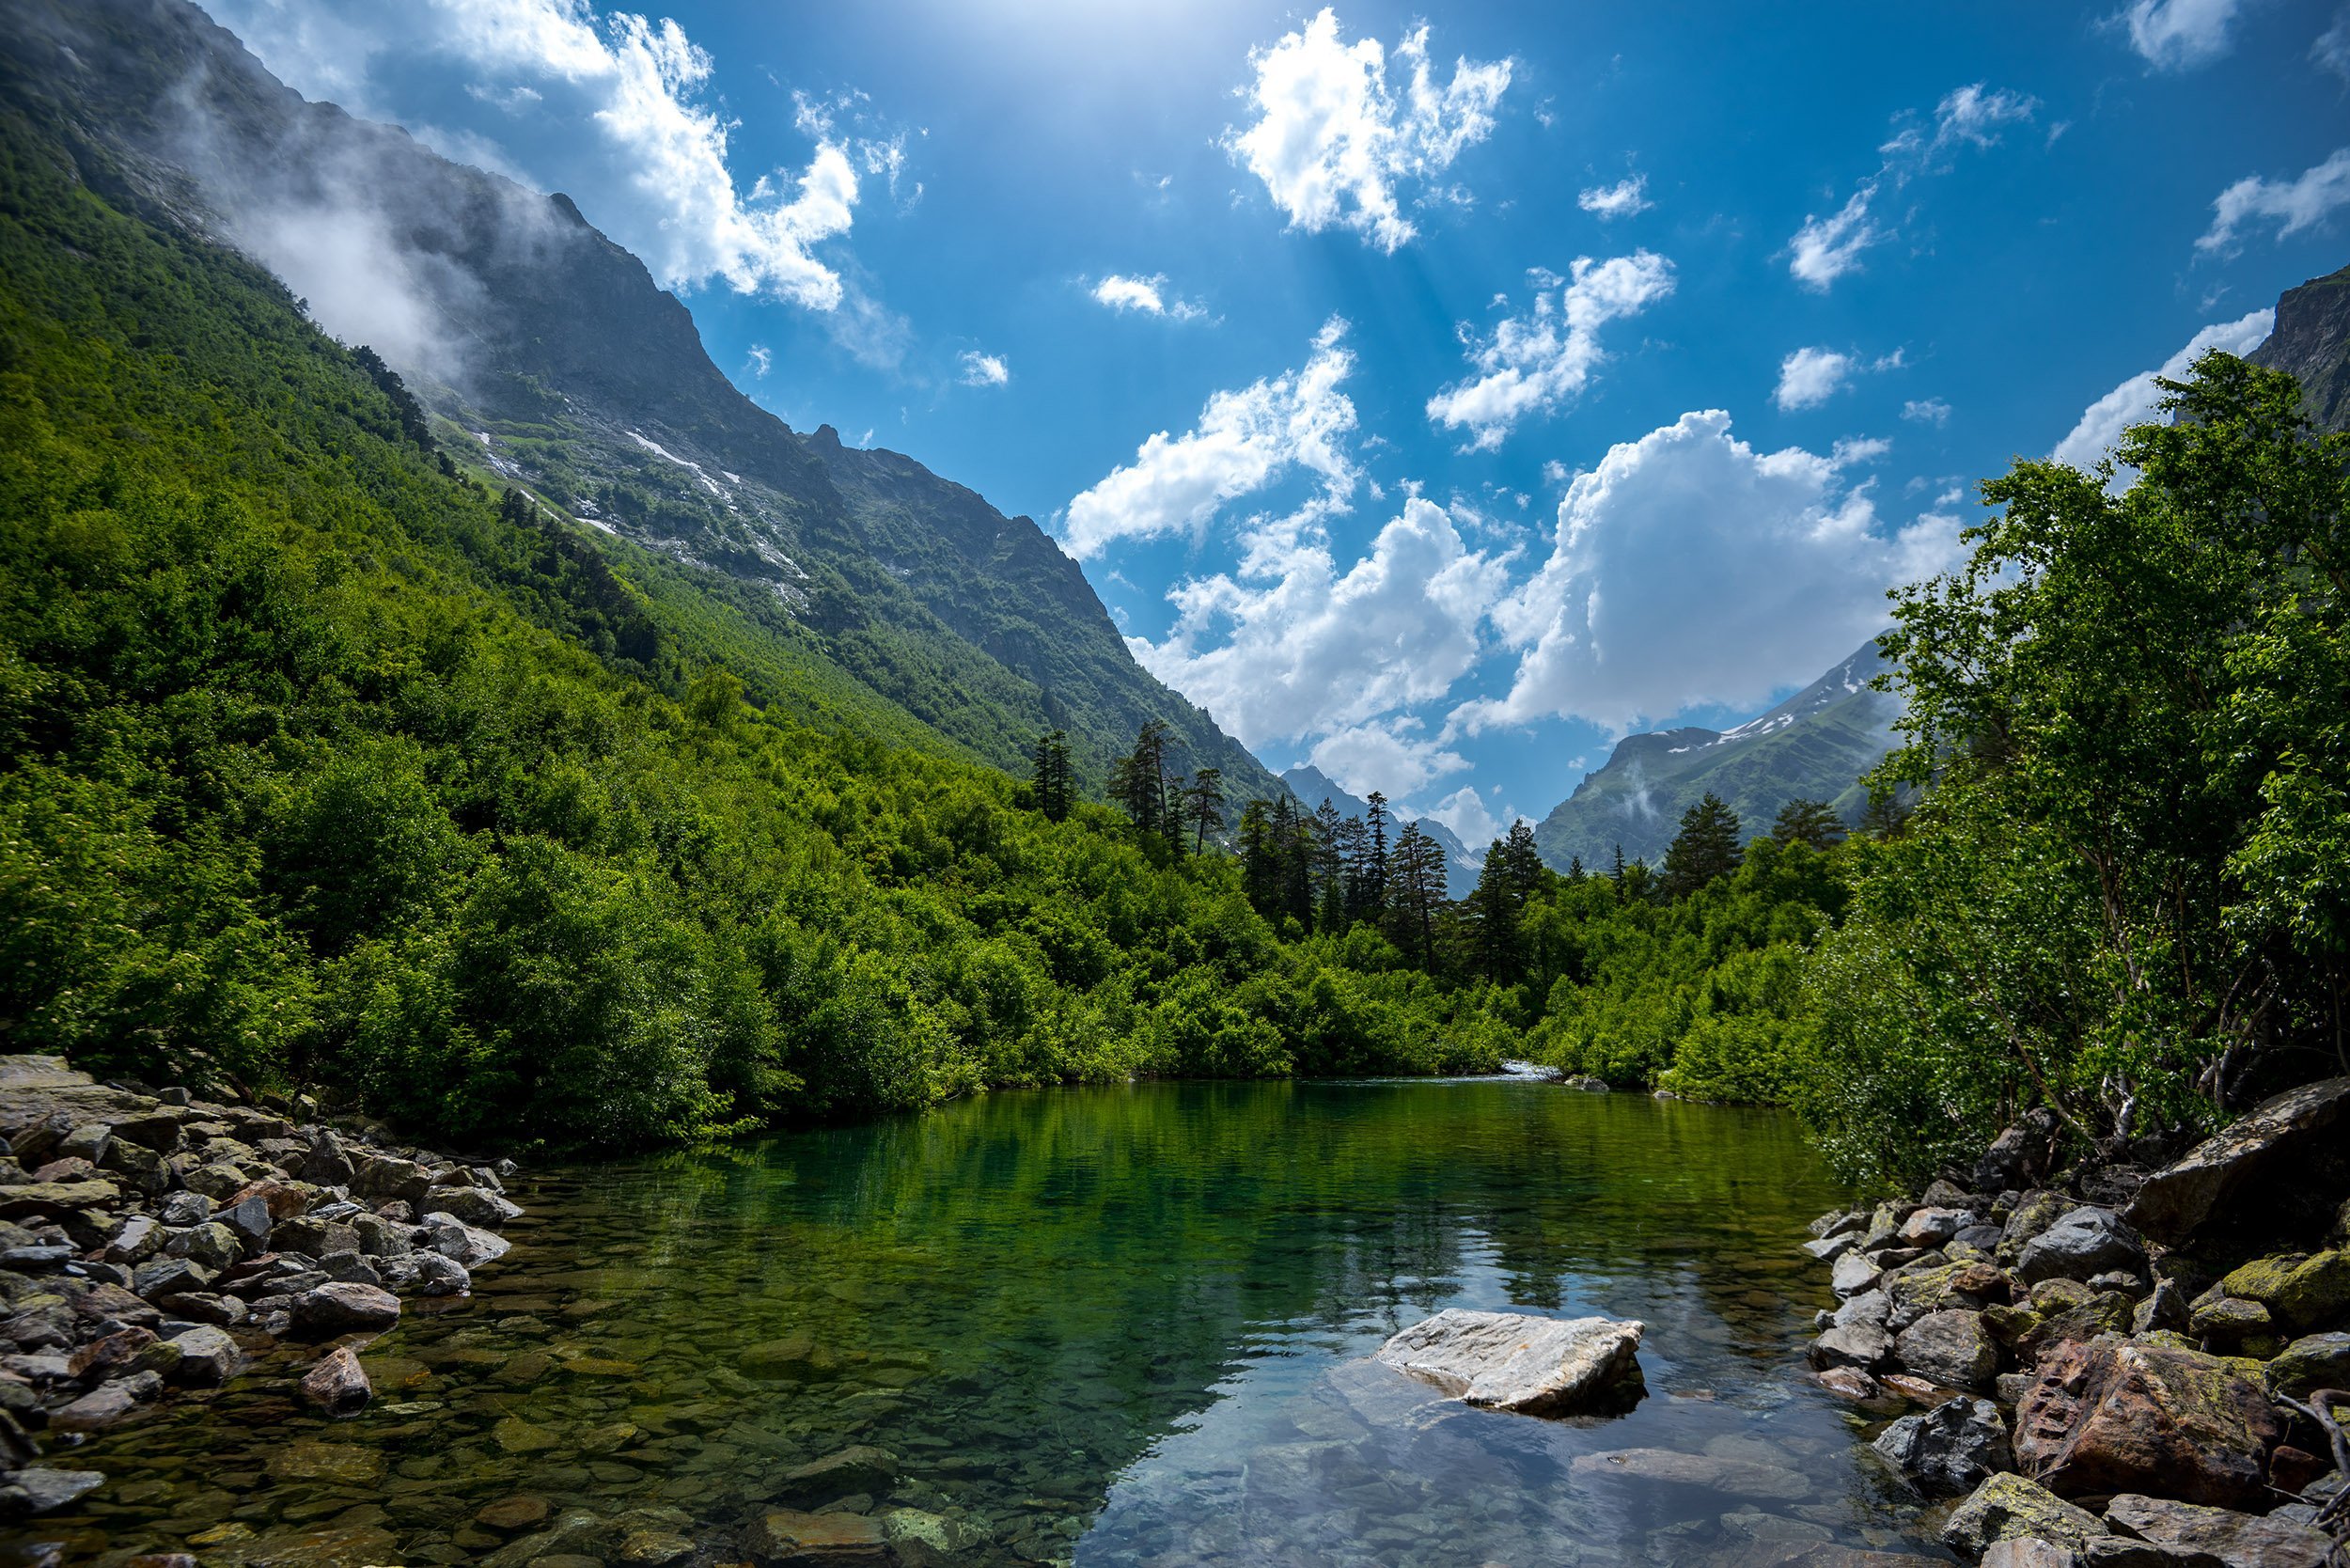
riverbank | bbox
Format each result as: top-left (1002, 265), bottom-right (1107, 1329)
top-left (0, 1055), bottom-right (525, 1517)
top-left (1796, 1077), bottom-right (2350, 1566)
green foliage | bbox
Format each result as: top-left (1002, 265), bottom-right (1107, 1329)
top-left (1808, 352), bottom-right (2350, 1185)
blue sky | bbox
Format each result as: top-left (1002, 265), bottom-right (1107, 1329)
top-left (208, 0), bottom-right (2350, 843)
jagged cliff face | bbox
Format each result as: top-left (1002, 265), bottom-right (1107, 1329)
top-left (2248, 263), bottom-right (2350, 434)
top-left (0, 0), bottom-right (1279, 798)
top-left (1531, 637), bottom-right (1903, 872)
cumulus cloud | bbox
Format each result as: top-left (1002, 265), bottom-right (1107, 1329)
top-left (1450, 411), bottom-right (1961, 734)
top-left (1089, 273), bottom-right (1205, 319)
top-left (958, 351), bottom-right (1010, 387)
top-left (1062, 320), bottom-right (1359, 558)
top-left (1577, 175), bottom-right (1653, 219)
top-left (1426, 253), bottom-right (1675, 449)
top-left (1903, 398), bottom-right (1952, 426)
top-left (1225, 8), bottom-right (1512, 253)
top-left (1419, 787), bottom-right (1514, 850)
top-left (1130, 495), bottom-right (1508, 755)
top-left (209, 0), bottom-right (886, 311)
top-left (1788, 83), bottom-right (2037, 291)
top-left (2051, 308), bottom-right (2273, 477)
top-left (2121, 0), bottom-right (2250, 69)
top-left (1775, 345), bottom-right (1904, 411)
top-left (2197, 148), bottom-right (2350, 255)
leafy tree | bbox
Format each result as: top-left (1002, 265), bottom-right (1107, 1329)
top-left (1661, 792), bottom-right (1743, 899)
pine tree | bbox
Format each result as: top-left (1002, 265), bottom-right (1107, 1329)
top-left (1030, 729), bottom-right (1074, 823)
top-left (1384, 823), bottom-right (1448, 969)
top-left (1502, 819), bottom-right (1545, 899)
top-left (1108, 720), bottom-right (1178, 845)
top-left (1567, 855), bottom-right (1586, 882)
top-left (1330, 811), bottom-right (1369, 928)
top-left (1181, 767), bottom-right (1225, 854)
top-left (1358, 792), bottom-right (1392, 920)
top-left (1769, 796), bottom-right (1844, 851)
top-left (1661, 792), bottom-right (1743, 899)
top-left (1311, 799), bottom-right (1347, 930)
top-left (1237, 799), bottom-right (1277, 911)
top-left (1861, 784), bottom-right (1910, 840)
top-left (1609, 843), bottom-right (1628, 903)
top-left (1465, 838), bottom-right (1525, 980)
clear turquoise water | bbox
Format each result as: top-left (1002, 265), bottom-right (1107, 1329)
top-left (19, 1079), bottom-right (1946, 1567)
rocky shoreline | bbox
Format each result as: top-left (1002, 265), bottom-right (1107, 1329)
top-left (0, 1055), bottom-right (524, 1519)
top-left (1797, 1076), bottom-right (2350, 1567)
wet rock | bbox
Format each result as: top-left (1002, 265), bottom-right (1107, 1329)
top-left (1833, 1251), bottom-right (1885, 1297)
top-left (1810, 1322), bottom-right (1894, 1372)
top-left (2017, 1208), bottom-right (2146, 1286)
top-left (290, 1280), bottom-right (400, 1336)
top-left (267, 1439), bottom-right (385, 1486)
top-left (617, 1530), bottom-right (694, 1566)
top-left (778, 1444), bottom-right (900, 1499)
top-left (318, 1252), bottom-right (381, 1287)
top-left (419, 1211), bottom-right (509, 1266)
top-left (164, 1325), bottom-right (245, 1386)
top-left (2105, 1493), bottom-right (2333, 1568)
top-left (2264, 1331), bottom-right (2350, 1400)
top-left (1371, 1309), bottom-right (1646, 1415)
top-left (476, 1496), bottom-right (553, 1533)
top-left (51, 1370), bottom-right (160, 1430)
top-left (494, 1415), bottom-right (561, 1453)
top-left (1942, 1473), bottom-right (2109, 1558)
top-left (0, 1466), bottom-right (105, 1517)
top-left (300, 1344), bottom-right (370, 1414)
top-left (1571, 1446), bottom-right (1814, 1499)
top-left (2124, 1076), bottom-right (2350, 1247)
top-left (1894, 1309), bottom-right (1998, 1392)
top-left (2012, 1339), bottom-right (2282, 1508)
top-left (1980, 1542), bottom-right (2077, 1568)
top-left (1804, 1232), bottom-right (1859, 1263)
top-left (423, 1184), bottom-right (522, 1229)
top-left (1872, 1395), bottom-right (2013, 1497)
top-left (754, 1509), bottom-right (887, 1562)
top-left (1810, 1209), bottom-right (1869, 1240)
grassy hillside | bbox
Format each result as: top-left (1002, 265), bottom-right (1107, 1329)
top-left (0, 0), bottom-right (1281, 804)
top-left (0, 101), bottom-right (1510, 1147)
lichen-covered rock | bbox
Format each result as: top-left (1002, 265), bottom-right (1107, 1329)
top-left (1871, 1395), bottom-right (2013, 1497)
top-left (2264, 1331), bottom-right (2350, 1401)
top-left (2011, 1340), bottom-right (2283, 1508)
top-left (2104, 1493), bottom-right (2333, 1568)
top-left (2124, 1076), bottom-right (2350, 1247)
top-left (1888, 1261), bottom-right (2011, 1329)
top-left (2016, 1208), bottom-right (2146, 1285)
top-left (1894, 1309), bottom-right (1998, 1392)
top-left (1371, 1309), bottom-right (1645, 1415)
top-left (1941, 1473), bottom-right (2107, 1558)
top-left (2222, 1249), bottom-right (2350, 1331)
top-left (1999, 1193), bottom-right (2074, 1267)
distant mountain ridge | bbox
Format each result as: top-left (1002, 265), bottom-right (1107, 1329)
top-left (0, 0), bottom-right (1281, 802)
top-left (1280, 765), bottom-right (1479, 897)
top-left (1532, 636), bottom-right (1903, 873)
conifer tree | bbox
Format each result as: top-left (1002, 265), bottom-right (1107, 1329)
top-left (1661, 792), bottom-right (1743, 899)
top-left (1029, 729), bottom-right (1074, 823)
top-left (1768, 796), bottom-right (1843, 851)
top-left (1181, 766), bottom-right (1226, 854)
top-left (1385, 823), bottom-right (1448, 969)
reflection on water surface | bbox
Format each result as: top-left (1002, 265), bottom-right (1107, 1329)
top-left (15, 1079), bottom-right (1949, 1566)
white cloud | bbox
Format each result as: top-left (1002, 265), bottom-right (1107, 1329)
top-left (2319, 9), bottom-right (2350, 81)
top-left (207, 0), bottom-right (885, 312)
top-left (744, 344), bottom-right (772, 379)
top-left (1831, 436), bottom-right (1892, 466)
top-left (1789, 83), bottom-right (2036, 291)
top-left (1577, 175), bottom-right (1652, 219)
top-left (2122, 0), bottom-right (2249, 69)
top-left (2197, 148), bottom-right (2350, 255)
top-left (1226, 8), bottom-right (1512, 253)
top-left (1089, 273), bottom-right (1206, 320)
top-left (1788, 186), bottom-right (1884, 291)
top-left (2052, 308), bottom-right (2273, 476)
top-left (1775, 348), bottom-right (1856, 411)
top-left (1309, 721), bottom-right (1470, 802)
top-left (1062, 320), bottom-right (1359, 558)
top-left (1450, 411), bottom-right (1962, 734)
top-left (1130, 495), bottom-right (1508, 754)
top-left (958, 351), bottom-right (1010, 387)
top-left (1426, 252), bottom-right (1675, 449)
top-left (1419, 786), bottom-right (1512, 849)
top-left (1902, 398), bottom-right (1952, 426)
top-left (1776, 346), bottom-right (1904, 411)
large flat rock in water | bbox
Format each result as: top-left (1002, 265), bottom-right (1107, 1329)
top-left (1372, 1309), bottom-right (1644, 1416)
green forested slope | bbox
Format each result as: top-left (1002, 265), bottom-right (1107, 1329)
top-left (0, 106), bottom-right (1508, 1147)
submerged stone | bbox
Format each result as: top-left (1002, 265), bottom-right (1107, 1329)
top-left (1372, 1309), bottom-right (1644, 1416)
top-left (1571, 1446), bottom-right (1813, 1499)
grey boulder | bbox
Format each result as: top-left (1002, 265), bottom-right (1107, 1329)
top-left (1371, 1309), bottom-right (1645, 1416)
top-left (2016, 1208), bottom-right (2146, 1285)
top-left (1872, 1395), bottom-right (2013, 1497)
